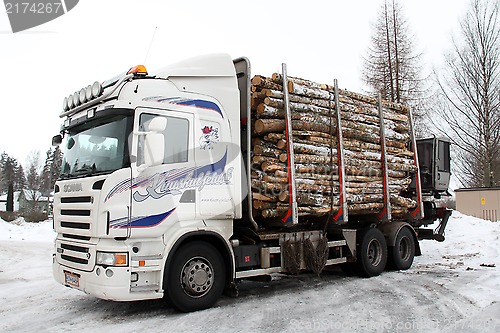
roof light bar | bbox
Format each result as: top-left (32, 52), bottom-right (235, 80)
top-left (62, 64), bottom-right (147, 112)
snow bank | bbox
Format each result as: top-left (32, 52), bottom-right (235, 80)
top-left (0, 217), bottom-right (55, 242)
top-left (419, 211), bottom-right (500, 308)
top-left (0, 210), bottom-right (498, 332)
top-left (423, 210), bottom-right (499, 264)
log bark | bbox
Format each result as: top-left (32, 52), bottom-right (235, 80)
top-left (253, 200), bottom-right (277, 210)
top-left (288, 81), bottom-right (332, 100)
top-left (253, 145), bottom-right (282, 159)
top-left (253, 155), bottom-right (279, 165)
top-left (251, 75), bottom-right (282, 91)
top-left (252, 192), bottom-right (278, 202)
top-left (254, 118), bottom-right (333, 135)
top-left (279, 153), bottom-right (334, 164)
top-left (256, 104), bottom-right (331, 125)
top-left (250, 73), bottom-right (417, 222)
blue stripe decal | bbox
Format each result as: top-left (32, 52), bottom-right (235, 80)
top-left (110, 208), bottom-right (176, 229)
top-left (175, 99), bottom-right (223, 118)
top-left (142, 96), bottom-right (224, 118)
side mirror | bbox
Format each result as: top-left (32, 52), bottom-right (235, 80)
top-left (143, 117), bottom-right (167, 169)
top-left (52, 134), bottom-right (62, 146)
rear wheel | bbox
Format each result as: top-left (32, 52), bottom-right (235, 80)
top-left (389, 227), bottom-right (415, 270)
top-left (357, 228), bottom-right (387, 277)
top-left (166, 241), bottom-right (226, 312)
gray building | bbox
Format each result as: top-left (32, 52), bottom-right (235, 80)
top-left (455, 187), bottom-right (500, 222)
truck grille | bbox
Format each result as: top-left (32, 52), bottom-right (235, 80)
top-left (61, 196), bottom-right (92, 204)
top-left (61, 221), bottom-right (90, 229)
top-left (54, 180), bottom-right (105, 271)
top-left (55, 194), bottom-right (95, 238)
top-left (61, 209), bottom-right (91, 216)
top-left (56, 239), bottom-right (96, 271)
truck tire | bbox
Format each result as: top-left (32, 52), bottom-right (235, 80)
top-left (165, 241), bottom-right (226, 312)
top-left (388, 227), bottom-right (415, 270)
top-left (357, 228), bottom-right (387, 277)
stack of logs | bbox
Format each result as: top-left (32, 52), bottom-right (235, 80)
top-left (250, 73), bottom-right (418, 223)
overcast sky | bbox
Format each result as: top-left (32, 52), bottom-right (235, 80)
top-left (0, 0), bottom-right (470, 166)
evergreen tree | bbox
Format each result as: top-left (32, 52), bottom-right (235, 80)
top-left (41, 148), bottom-right (53, 196)
top-left (15, 165), bottom-right (25, 191)
top-left (0, 152), bottom-right (19, 194)
top-left (25, 151), bottom-right (42, 213)
top-left (50, 146), bottom-right (63, 190)
top-left (6, 182), bottom-right (14, 212)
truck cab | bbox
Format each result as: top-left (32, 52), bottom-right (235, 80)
top-left (415, 137), bottom-right (451, 197)
top-left (53, 54), bottom-right (243, 306)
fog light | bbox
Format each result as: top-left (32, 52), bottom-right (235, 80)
top-left (96, 267), bottom-right (101, 276)
top-left (131, 272), bottom-right (139, 282)
top-left (105, 269), bottom-right (114, 277)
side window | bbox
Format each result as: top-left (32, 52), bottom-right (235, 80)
top-left (139, 113), bottom-right (189, 164)
top-left (417, 142), bottom-right (432, 172)
top-left (438, 141), bottom-right (450, 172)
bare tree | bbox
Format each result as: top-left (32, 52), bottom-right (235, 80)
top-left (362, 0), bottom-right (428, 135)
top-left (435, 0), bottom-right (500, 187)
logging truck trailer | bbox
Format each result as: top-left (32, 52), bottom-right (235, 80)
top-left (52, 54), bottom-right (451, 312)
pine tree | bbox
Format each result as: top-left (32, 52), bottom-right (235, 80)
top-left (15, 165), bottom-right (25, 191)
top-left (0, 152), bottom-right (16, 194)
top-left (25, 151), bottom-right (42, 213)
top-left (6, 182), bottom-right (14, 212)
top-left (41, 148), bottom-right (53, 196)
top-left (50, 146), bottom-right (63, 191)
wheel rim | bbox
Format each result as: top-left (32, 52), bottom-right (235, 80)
top-left (180, 256), bottom-right (214, 298)
top-left (398, 236), bottom-right (411, 261)
top-left (367, 239), bottom-right (383, 267)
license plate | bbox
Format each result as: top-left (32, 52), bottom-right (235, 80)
top-left (64, 271), bottom-right (80, 288)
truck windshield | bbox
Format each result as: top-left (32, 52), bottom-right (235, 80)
top-left (60, 114), bottom-right (131, 178)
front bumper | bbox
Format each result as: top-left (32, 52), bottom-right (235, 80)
top-left (53, 256), bottom-right (163, 301)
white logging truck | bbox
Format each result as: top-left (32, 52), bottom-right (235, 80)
top-left (52, 54), bottom-right (452, 312)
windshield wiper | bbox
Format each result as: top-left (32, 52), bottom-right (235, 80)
top-left (74, 163), bottom-right (97, 176)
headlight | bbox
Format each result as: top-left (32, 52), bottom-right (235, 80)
top-left (96, 252), bottom-right (128, 266)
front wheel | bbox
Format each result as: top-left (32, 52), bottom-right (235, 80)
top-left (166, 241), bottom-right (226, 312)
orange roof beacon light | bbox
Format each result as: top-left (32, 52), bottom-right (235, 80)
top-left (127, 65), bottom-right (148, 76)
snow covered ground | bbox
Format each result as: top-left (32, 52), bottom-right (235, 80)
top-left (0, 212), bottom-right (499, 332)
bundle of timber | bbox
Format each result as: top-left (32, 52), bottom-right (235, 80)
top-left (250, 73), bottom-right (418, 225)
